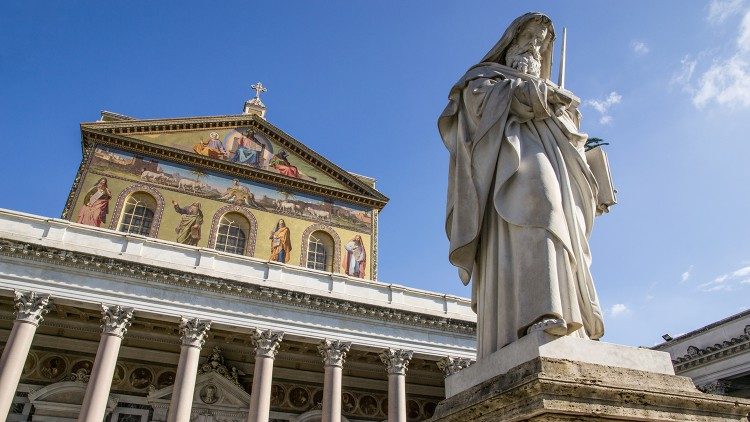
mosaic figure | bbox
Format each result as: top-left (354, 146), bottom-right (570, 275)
top-left (76, 177), bottom-right (111, 227)
top-left (172, 200), bottom-right (203, 245)
top-left (269, 219), bottom-right (292, 263)
top-left (193, 131), bottom-right (228, 159)
top-left (343, 235), bottom-right (367, 278)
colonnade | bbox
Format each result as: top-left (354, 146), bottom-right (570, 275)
top-left (0, 291), bottom-right (416, 422)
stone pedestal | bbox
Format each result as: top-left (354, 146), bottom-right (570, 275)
top-left (432, 333), bottom-right (750, 421)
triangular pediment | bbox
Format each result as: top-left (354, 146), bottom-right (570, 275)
top-left (80, 114), bottom-right (387, 209)
top-left (148, 372), bottom-right (251, 409)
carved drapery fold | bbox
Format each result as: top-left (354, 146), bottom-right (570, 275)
top-left (180, 317), bottom-right (212, 348)
top-left (379, 348), bottom-right (413, 375)
top-left (318, 339), bottom-right (352, 367)
top-left (251, 329), bottom-right (284, 359)
top-left (101, 304), bottom-right (134, 338)
top-left (14, 291), bottom-right (51, 326)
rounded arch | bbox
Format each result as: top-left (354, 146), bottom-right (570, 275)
top-left (207, 204), bottom-right (258, 256)
top-left (299, 224), bottom-right (341, 273)
top-left (109, 183), bottom-right (165, 237)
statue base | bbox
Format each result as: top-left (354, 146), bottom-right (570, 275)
top-left (432, 333), bottom-right (750, 421)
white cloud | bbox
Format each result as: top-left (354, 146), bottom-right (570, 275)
top-left (678, 9), bottom-right (750, 108)
top-left (671, 55), bottom-right (698, 92)
top-left (585, 91), bottom-right (622, 124)
top-left (693, 55), bottom-right (750, 108)
top-left (609, 303), bottom-right (631, 317)
top-left (681, 265), bottom-right (694, 282)
top-left (632, 41), bottom-right (650, 55)
top-left (739, 10), bottom-right (750, 51)
top-left (708, 0), bottom-right (746, 23)
top-left (699, 263), bottom-right (750, 291)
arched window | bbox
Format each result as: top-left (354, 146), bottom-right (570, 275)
top-left (214, 212), bottom-right (250, 255)
top-left (118, 192), bottom-right (156, 236)
top-left (306, 230), bottom-right (334, 272)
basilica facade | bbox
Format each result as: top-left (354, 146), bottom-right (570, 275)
top-left (0, 92), bottom-right (476, 421)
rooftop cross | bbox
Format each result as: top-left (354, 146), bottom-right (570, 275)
top-left (251, 82), bottom-right (267, 101)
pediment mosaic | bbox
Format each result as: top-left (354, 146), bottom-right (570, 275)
top-left (128, 127), bottom-right (345, 189)
top-left (88, 146), bottom-right (373, 233)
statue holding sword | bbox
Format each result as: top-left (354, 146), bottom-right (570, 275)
top-left (439, 12), bottom-right (616, 359)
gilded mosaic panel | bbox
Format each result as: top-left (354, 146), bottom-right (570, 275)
top-left (129, 127), bottom-right (346, 190)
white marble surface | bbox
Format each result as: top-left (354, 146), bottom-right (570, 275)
top-left (0, 208), bottom-right (476, 358)
top-left (445, 331), bottom-right (675, 397)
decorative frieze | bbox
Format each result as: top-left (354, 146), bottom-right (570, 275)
top-left (13, 291), bottom-right (51, 326)
top-left (251, 329), bottom-right (284, 359)
top-left (198, 347), bottom-right (243, 386)
top-left (179, 317), bottom-right (212, 348)
top-left (671, 325), bottom-right (750, 371)
top-left (0, 238), bottom-right (475, 335)
top-left (379, 348), bottom-right (413, 375)
top-left (318, 339), bottom-right (351, 367)
top-left (436, 356), bottom-right (472, 377)
top-left (101, 304), bottom-right (134, 338)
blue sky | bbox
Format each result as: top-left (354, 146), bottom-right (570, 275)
top-left (2, 1), bottom-right (750, 347)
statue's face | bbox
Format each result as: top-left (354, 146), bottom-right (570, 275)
top-left (505, 20), bottom-right (548, 77)
top-left (517, 22), bottom-right (547, 57)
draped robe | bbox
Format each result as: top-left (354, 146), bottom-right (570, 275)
top-left (439, 63), bottom-right (605, 358)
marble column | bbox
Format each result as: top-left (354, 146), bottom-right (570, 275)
top-left (247, 329), bottom-right (284, 422)
top-left (379, 348), bottom-right (413, 422)
top-left (0, 291), bottom-right (50, 419)
top-left (167, 317), bottom-right (212, 422)
top-left (78, 305), bottom-right (134, 422)
top-left (318, 339), bottom-right (351, 422)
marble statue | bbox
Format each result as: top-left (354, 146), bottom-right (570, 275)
top-left (439, 12), bottom-right (606, 359)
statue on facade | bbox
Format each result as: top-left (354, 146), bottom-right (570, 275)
top-left (439, 12), bottom-right (606, 359)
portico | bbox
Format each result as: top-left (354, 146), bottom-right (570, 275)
top-left (0, 209), bottom-right (475, 421)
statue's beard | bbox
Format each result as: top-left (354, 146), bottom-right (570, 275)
top-left (505, 46), bottom-right (542, 77)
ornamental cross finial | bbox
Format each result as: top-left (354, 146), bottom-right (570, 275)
top-left (251, 82), bottom-right (267, 100)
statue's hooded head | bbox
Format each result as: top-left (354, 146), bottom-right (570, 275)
top-left (479, 12), bottom-right (556, 80)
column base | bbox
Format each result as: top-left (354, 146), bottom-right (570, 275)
top-left (432, 335), bottom-right (750, 422)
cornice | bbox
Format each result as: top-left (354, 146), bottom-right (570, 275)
top-left (79, 114), bottom-right (388, 208)
top-left (0, 238), bottom-right (475, 336)
top-left (670, 325), bottom-right (750, 372)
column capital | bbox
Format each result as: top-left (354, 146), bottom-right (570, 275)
top-left (179, 317), bottom-right (212, 348)
top-left (317, 339), bottom-right (352, 367)
top-left (379, 348), bottom-right (413, 375)
top-left (437, 356), bottom-right (472, 377)
top-left (251, 329), bottom-right (284, 359)
top-left (13, 290), bottom-right (51, 326)
top-left (101, 304), bottom-right (134, 338)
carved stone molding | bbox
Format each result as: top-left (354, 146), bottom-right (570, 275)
top-left (672, 325), bottom-right (750, 371)
top-left (379, 348), bottom-right (413, 375)
top-left (180, 317), bottom-right (212, 348)
top-left (14, 290), bottom-right (51, 326)
top-left (0, 238), bottom-right (476, 335)
top-left (101, 304), bottom-right (135, 338)
top-left (198, 347), bottom-right (243, 386)
top-left (318, 339), bottom-right (352, 367)
top-left (252, 329), bottom-right (284, 359)
top-left (699, 380), bottom-right (731, 395)
top-left (436, 356), bottom-right (472, 377)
